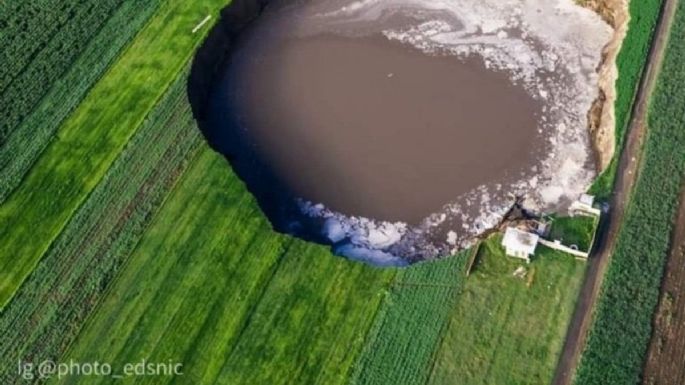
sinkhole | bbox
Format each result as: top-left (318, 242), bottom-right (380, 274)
top-left (188, 0), bottom-right (612, 265)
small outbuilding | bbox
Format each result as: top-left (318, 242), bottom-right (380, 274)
top-left (502, 227), bottom-right (539, 263)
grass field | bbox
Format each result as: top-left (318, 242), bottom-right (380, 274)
top-left (428, 238), bottom-right (586, 385)
top-left (0, 0), bottom-right (228, 308)
top-left (0, 72), bottom-right (202, 382)
top-left (53, 149), bottom-right (395, 385)
top-left (549, 216), bottom-right (599, 252)
top-left (0, 0), bottom-right (162, 202)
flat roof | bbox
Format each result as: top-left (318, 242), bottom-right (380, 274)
top-left (502, 227), bottom-right (539, 255)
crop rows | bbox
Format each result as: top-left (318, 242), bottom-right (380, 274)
top-left (0, 0), bottom-right (162, 203)
top-left (0, 73), bottom-right (201, 384)
top-left (54, 146), bottom-right (395, 385)
top-left (0, 0), bottom-right (228, 308)
top-left (52, 148), bottom-right (292, 385)
top-left (216, 241), bottom-right (395, 385)
top-left (590, 0), bottom-right (663, 199)
top-left (351, 256), bottom-right (467, 385)
top-left (575, 1), bottom-right (685, 383)
top-left (0, 0), bottom-right (124, 144)
top-left (0, 1), bottom-right (83, 91)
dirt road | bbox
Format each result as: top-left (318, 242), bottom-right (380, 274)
top-left (551, 0), bottom-right (680, 384)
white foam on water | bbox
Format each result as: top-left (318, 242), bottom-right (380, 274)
top-left (276, 0), bottom-right (612, 263)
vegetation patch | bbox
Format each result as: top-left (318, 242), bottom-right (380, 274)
top-left (55, 149), bottom-right (395, 385)
top-left (0, 0), bottom-right (162, 202)
top-left (0, 0), bottom-right (228, 308)
top-left (0, 0), bottom-right (127, 144)
top-left (351, 256), bottom-right (467, 385)
top-left (548, 216), bottom-right (599, 252)
top-left (641, 194), bottom-right (685, 385)
top-left (590, 0), bottom-right (662, 199)
top-left (0, 72), bottom-right (200, 382)
top-left (575, 1), bottom-right (685, 383)
top-left (427, 237), bottom-right (586, 385)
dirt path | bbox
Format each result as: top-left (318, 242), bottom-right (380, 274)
top-left (551, 0), bottom-right (680, 383)
top-left (642, 188), bottom-right (685, 385)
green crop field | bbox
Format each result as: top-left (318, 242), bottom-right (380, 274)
top-left (52, 148), bottom-right (394, 385)
top-left (0, 0), bottom-right (677, 384)
top-left (0, 0), bottom-right (123, 143)
top-left (0, 72), bottom-right (202, 381)
top-left (351, 256), bottom-right (467, 385)
top-left (575, 1), bottom-right (685, 384)
top-left (0, 0), bottom-right (228, 308)
top-left (48, 150), bottom-right (583, 385)
top-left (0, 0), bottom-right (162, 202)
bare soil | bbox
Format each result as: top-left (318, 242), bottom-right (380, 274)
top-left (583, 0), bottom-right (630, 172)
top-left (642, 188), bottom-right (685, 385)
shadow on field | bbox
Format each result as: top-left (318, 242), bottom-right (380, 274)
top-left (187, 0), bottom-right (329, 244)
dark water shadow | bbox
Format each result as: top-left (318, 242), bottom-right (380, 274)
top-left (187, 0), bottom-right (330, 244)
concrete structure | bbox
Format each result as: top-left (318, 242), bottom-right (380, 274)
top-left (569, 193), bottom-right (601, 217)
top-left (502, 227), bottom-right (539, 263)
top-left (579, 193), bottom-right (594, 206)
top-left (539, 239), bottom-right (589, 259)
top-left (532, 220), bottom-right (551, 237)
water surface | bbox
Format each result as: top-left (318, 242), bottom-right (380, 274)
top-left (218, 31), bottom-right (542, 225)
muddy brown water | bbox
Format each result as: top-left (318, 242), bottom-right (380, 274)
top-left (210, 26), bottom-right (543, 225)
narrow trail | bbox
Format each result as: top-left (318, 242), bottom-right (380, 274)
top-left (551, 0), bottom-right (680, 383)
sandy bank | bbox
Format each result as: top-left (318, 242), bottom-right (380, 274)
top-left (582, 0), bottom-right (630, 172)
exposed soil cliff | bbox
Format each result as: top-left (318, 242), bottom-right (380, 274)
top-left (582, 0), bottom-right (630, 172)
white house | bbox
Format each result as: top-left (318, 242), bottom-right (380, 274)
top-left (502, 227), bottom-right (539, 263)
